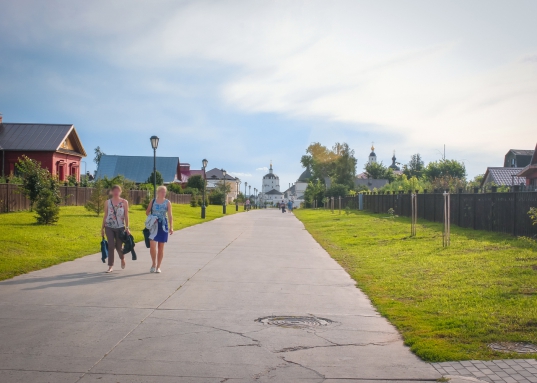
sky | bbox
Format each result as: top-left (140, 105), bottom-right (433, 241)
top-left (1, 0), bottom-right (536, 190)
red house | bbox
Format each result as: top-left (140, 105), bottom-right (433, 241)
top-left (0, 116), bottom-right (87, 181)
top-left (517, 143), bottom-right (537, 189)
top-left (178, 163), bottom-right (206, 188)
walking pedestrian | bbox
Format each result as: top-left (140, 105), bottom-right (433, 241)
top-left (146, 185), bottom-right (174, 273)
top-left (101, 185), bottom-right (130, 273)
top-left (280, 200), bottom-right (286, 213)
top-left (245, 198), bottom-right (251, 211)
top-left (287, 200), bottom-right (293, 213)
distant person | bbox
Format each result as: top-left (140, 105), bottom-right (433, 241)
top-left (287, 200), bottom-right (293, 212)
top-left (280, 201), bottom-right (286, 213)
top-left (101, 185), bottom-right (130, 273)
top-left (245, 199), bottom-right (251, 211)
top-left (146, 185), bottom-right (174, 273)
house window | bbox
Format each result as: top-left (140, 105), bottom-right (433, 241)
top-left (511, 159), bottom-right (515, 167)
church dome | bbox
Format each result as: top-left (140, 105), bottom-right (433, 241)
top-left (298, 168), bottom-right (312, 182)
top-left (369, 145), bottom-right (376, 157)
top-left (263, 162), bottom-right (279, 179)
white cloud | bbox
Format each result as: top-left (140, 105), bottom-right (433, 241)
top-left (256, 167), bottom-right (268, 172)
top-left (228, 172), bottom-right (252, 178)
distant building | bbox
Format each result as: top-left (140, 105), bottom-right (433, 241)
top-left (205, 168), bottom-right (239, 204)
top-left (260, 162), bottom-right (284, 206)
top-left (481, 167), bottom-right (525, 188)
top-left (96, 155), bottom-right (181, 184)
top-left (368, 145), bottom-right (377, 165)
top-left (178, 163), bottom-right (205, 187)
top-left (517, 143), bottom-right (537, 189)
top-left (0, 117), bottom-right (87, 181)
top-left (504, 149), bottom-right (534, 168)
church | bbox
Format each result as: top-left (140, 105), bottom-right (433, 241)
top-left (260, 162), bottom-right (283, 206)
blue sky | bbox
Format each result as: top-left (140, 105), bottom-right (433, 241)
top-left (1, 0), bottom-right (536, 190)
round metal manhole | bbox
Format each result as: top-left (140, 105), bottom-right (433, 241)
top-left (255, 315), bottom-right (335, 329)
top-left (489, 342), bottom-right (537, 354)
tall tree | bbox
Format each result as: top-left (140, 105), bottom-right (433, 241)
top-left (94, 146), bottom-right (106, 166)
top-left (364, 161), bottom-right (395, 182)
top-left (332, 143), bottom-right (357, 189)
top-left (186, 174), bottom-right (205, 190)
top-left (403, 154), bottom-right (424, 178)
top-left (423, 159), bottom-right (466, 181)
top-left (146, 171), bottom-right (164, 186)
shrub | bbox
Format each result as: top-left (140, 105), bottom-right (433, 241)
top-left (146, 171), bottom-right (164, 186)
top-left (190, 195), bottom-right (197, 207)
top-left (529, 207), bottom-right (537, 226)
top-left (15, 155), bottom-right (50, 211)
top-left (35, 188), bottom-right (60, 224)
top-left (167, 183), bottom-right (182, 194)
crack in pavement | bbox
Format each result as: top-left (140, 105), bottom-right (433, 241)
top-left (274, 340), bottom-right (393, 353)
top-left (280, 356), bottom-right (326, 382)
top-left (72, 231), bottom-right (244, 383)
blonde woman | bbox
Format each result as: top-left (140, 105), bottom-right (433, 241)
top-left (146, 185), bottom-right (173, 273)
top-left (101, 185), bottom-right (130, 273)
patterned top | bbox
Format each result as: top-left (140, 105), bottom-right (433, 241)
top-left (105, 199), bottom-right (125, 228)
top-left (152, 199), bottom-right (169, 223)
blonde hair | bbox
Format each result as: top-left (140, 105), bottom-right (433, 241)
top-left (111, 185), bottom-right (122, 192)
top-left (157, 185), bottom-right (167, 194)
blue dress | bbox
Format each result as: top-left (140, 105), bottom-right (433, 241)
top-left (152, 199), bottom-right (169, 243)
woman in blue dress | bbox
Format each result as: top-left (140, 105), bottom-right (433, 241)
top-left (145, 185), bottom-right (174, 273)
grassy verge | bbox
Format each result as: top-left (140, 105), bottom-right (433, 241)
top-left (0, 204), bottom-right (241, 281)
top-left (294, 209), bottom-right (537, 362)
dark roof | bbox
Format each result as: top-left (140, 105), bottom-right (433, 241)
top-left (265, 189), bottom-right (283, 195)
top-left (482, 167), bottom-right (525, 186)
top-left (0, 123), bottom-right (86, 156)
top-left (96, 155), bottom-right (180, 183)
top-left (205, 168), bottom-right (237, 181)
top-left (263, 173), bottom-right (279, 179)
top-left (508, 149), bottom-right (534, 156)
top-left (297, 168), bottom-right (311, 182)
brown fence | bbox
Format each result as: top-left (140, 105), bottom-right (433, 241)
top-left (0, 184), bottom-right (191, 213)
top-left (352, 191), bottom-right (537, 237)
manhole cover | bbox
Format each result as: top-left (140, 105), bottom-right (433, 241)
top-left (255, 315), bottom-right (335, 329)
top-left (489, 342), bottom-right (537, 354)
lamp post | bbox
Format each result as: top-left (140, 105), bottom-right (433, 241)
top-left (150, 136), bottom-right (159, 198)
top-left (254, 188), bottom-right (257, 209)
top-left (201, 159), bottom-right (208, 219)
top-left (222, 169), bottom-right (227, 214)
top-left (244, 182), bottom-right (248, 210)
top-left (249, 185), bottom-right (251, 206)
top-left (235, 179), bottom-right (239, 211)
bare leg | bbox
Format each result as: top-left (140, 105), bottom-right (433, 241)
top-left (156, 242), bottom-right (165, 268)
top-left (150, 240), bottom-right (157, 268)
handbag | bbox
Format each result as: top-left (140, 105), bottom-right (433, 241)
top-left (142, 199), bottom-right (155, 248)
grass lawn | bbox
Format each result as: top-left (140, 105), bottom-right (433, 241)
top-left (0, 204), bottom-right (241, 281)
top-left (294, 209), bottom-right (537, 362)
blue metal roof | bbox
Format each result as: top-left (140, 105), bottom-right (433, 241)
top-left (96, 155), bottom-right (179, 183)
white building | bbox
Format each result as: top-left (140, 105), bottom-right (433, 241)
top-left (260, 162), bottom-right (283, 206)
top-left (283, 168), bottom-right (310, 208)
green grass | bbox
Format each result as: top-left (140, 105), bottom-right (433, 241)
top-left (294, 209), bottom-right (537, 362)
top-left (0, 204), bottom-right (241, 281)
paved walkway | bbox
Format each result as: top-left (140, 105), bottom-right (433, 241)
top-left (0, 210), bottom-right (448, 382)
top-left (432, 360), bottom-right (537, 383)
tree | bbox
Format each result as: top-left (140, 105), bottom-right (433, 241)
top-left (35, 188), bottom-right (60, 224)
top-left (167, 183), bottom-right (183, 194)
top-left (304, 179), bottom-right (325, 207)
top-left (332, 143), bottom-right (357, 189)
top-left (301, 142), bottom-right (337, 182)
top-left (146, 170), bottom-right (164, 186)
top-left (94, 146), bottom-right (106, 166)
top-left (15, 155), bottom-right (50, 211)
top-left (85, 179), bottom-right (108, 216)
top-left (325, 184), bottom-right (349, 198)
top-left (423, 159), bottom-right (466, 181)
top-left (364, 162), bottom-right (395, 182)
top-left (403, 154), bottom-right (424, 178)
top-left (467, 174), bottom-right (484, 189)
top-left (100, 175), bottom-right (134, 199)
top-left (379, 174), bottom-right (429, 193)
top-left (186, 175), bottom-right (205, 190)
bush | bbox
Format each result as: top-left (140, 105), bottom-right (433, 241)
top-left (325, 183), bottom-right (349, 198)
top-left (190, 195), bottom-right (197, 207)
top-left (15, 155), bottom-right (50, 211)
top-left (35, 189), bottom-right (60, 224)
top-left (529, 207), bottom-right (537, 226)
top-left (146, 170), bottom-right (164, 186)
top-left (167, 183), bottom-right (182, 194)
top-left (209, 189), bottom-right (224, 205)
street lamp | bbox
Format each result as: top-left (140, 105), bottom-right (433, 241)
top-left (254, 188), bottom-right (257, 209)
top-left (235, 179), bottom-right (239, 211)
top-left (244, 182), bottom-right (248, 211)
top-left (150, 136), bottom-right (159, 198)
top-left (201, 159), bottom-right (208, 219)
top-left (222, 169), bottom-right (227, 214)
top-left (249, 185), bottom-right (251, 206)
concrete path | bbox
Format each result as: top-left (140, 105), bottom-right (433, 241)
top-left (0, 210), bottom-right (441, 383)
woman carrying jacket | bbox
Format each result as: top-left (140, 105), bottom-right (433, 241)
top-left (146, 185), bottom-right (174, 273)
top-left (101, 185), bottom-right (130, 273)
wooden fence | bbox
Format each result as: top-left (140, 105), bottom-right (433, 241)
top-left (0, 184), bottom-right (191, 213)
top-left (337, 191), bottom-right (537, 238)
